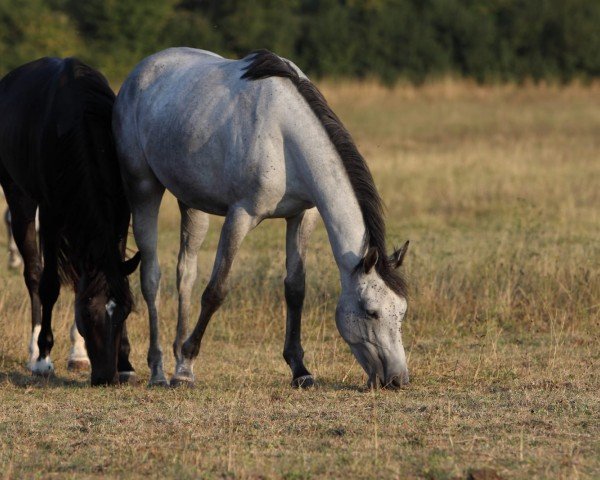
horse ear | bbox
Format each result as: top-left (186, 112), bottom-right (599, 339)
top-left (390, 240), bottom-right (409, 269)
top-left (121, 252), bottom-right (141, 276)
top-left (363, 247), bottom-right (379, 274)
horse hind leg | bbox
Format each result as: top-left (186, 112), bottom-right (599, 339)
top-left (3, 188), bottom-right (44, 373)
top-left (5, 208), bottom-right (22, 269)
top-left (179, 205), bottom-right (259, 385)
top-left (170, 202), bottom-right (209, 387)
top-left (284, 208), bottom-right (318, 388)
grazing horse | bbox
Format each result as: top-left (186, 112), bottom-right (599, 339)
top-left (114, 48), bottom-right (410, 388)
top-left (3, 205), bottom-right (90, 370)
top-left (0, 58), bottom-right (140, 385)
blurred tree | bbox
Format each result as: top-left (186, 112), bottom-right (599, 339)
top-left (1, 0), bottom-right (599, 84)
top-left (0, 0), bottom-right (83, 72)
top-left (65, 0), bottom-right (175, 77)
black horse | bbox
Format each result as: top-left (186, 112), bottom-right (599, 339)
top-left (0, 58), bottom-right (140, 385)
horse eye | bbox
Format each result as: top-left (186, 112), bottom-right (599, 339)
top-left (366, 309), bottom-right (379, 319)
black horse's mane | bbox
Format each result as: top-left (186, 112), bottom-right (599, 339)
top-left (241, 50), bottom-right (407, 298)
top-left (48, 59), bottom-right (132, 305)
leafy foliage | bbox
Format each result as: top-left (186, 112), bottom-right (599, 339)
top-left (1, 0), bottom-right (599, 83)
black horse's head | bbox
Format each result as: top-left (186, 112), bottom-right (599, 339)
top-left (74, 253), bottom-right (140, 385)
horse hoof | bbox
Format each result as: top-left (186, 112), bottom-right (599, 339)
top-left (31, 357), bottom-right (54, 377)
top-left (291, 375), bottom-right (314, 389)
top-left (118, 371), bottom-right (139, 385)
top-left (67, 359), bottom-right (90, 372)
top-left (170, 375), bottom-right (195, 388)
top-left (148, 378), bottom-right (170, 388)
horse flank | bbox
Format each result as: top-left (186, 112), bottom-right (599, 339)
top-left (241, 50), bottom-right (407, 297)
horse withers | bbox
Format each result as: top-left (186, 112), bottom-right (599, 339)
top-left (0, 58), bottom-right (140, 385)
top-left (114, 48), bottom-right (410, 389)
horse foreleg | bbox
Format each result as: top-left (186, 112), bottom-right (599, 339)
top-left (170, 202), bottom-right (209, 387)
top-left (116, 322), bottom-right (137, 384)
top-left (179, 206), bottom-right (258, 385)
top-left (284, 208), bottom-right (318, 388)
top-left (67, 320), bottom-right (89, 371)
top-left (130, 183), bottom-right (167, 386)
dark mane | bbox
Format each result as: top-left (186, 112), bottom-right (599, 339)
top-left (49, 59), bottom-right (132, 306)
top-left (241, 50), bottom-right (407, 297)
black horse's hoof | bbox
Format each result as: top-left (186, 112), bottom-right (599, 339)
top-left (148, 377), bottom-right (170, 388)
top-left (67, 359), bottom-right (90, 372)
top-left (118, 371), bottom-right (139, 385)
top-left (291, 375), bottom-right (314, 389)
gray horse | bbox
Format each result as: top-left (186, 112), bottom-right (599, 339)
top-left (113, 48), bottom-right (410, 389)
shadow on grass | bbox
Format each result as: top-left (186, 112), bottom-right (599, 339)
top-left (315, 377), bottom-right (414, 394)
top-left (0, 357), bottom-right (88, 389)
top-left (315, 379), bottom-right (374, 393)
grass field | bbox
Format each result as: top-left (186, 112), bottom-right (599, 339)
top-left (0, 80), bottom-right (598, 479)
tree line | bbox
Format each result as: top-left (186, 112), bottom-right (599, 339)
top-left (1, 0), bottom-right (599, 84)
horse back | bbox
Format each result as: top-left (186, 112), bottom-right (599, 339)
top-left (115, 48), bottom-right (320, 216)
top-left (0, 57), bottom-right (115, 203)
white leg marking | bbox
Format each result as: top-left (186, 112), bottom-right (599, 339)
top-left (27, 325), bottom-right (41, 371)
top-left (68, 321), bottom-right (89, 363)
top-left (32, 356), bottom-right (54, 375)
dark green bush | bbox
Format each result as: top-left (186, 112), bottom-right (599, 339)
top-left (1, 0), bottom-right (598, 84)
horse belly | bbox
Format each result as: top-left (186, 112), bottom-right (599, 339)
top-left (150, 156), bottom-right (230, 215)
top-left (147, 147), bottom-right (310, 219)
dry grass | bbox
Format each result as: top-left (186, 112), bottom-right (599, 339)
top-left (0, 81), bottom-right (598, 479)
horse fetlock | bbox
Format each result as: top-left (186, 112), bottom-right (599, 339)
top-left (175, 358), bottom-right (194, 376)
top-left (283, 347), bottom-right (305, 367)
top-left (170, 360), bottom-right (195, 388)
top-left (147, 346), bottom-right (163, 367)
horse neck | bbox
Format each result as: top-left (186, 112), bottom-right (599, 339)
top-left (299, 145), bottom-right (367, 289)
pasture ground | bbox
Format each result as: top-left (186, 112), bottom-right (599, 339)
top-left (0, 81), bottom-right (598, 479)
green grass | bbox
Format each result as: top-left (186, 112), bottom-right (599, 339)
top-left (0, 81), bottom-right (598, 479)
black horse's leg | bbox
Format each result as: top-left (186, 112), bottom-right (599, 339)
top-left (117, 321), bottom-right (137, 384)
top-left (5, 208), bottom-right (22, 269)
top-left (37, 218), bottom-right (60, 376)
top-left (283, 209), bottom-right (318, 388)
top-left (115, 237), bottom-right (137, 384)
top-left (1, 181), bottom-right (44, 372)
